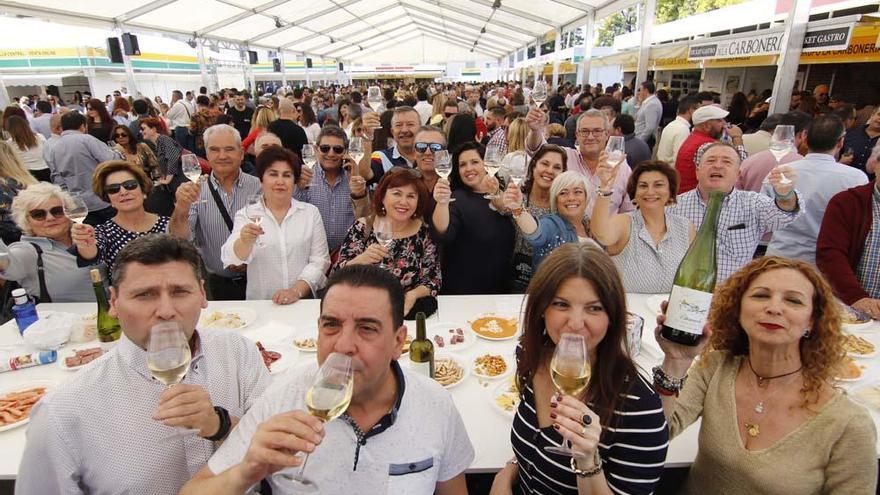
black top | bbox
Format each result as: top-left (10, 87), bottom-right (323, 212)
top-left (511, 373), bottom-right (668, 495)
top-left (267, 118), bottom-right (308, 158)
top-left (226, 106), bottom-right (254, 140)
top-left (433, 188), bottom-right (515, 294)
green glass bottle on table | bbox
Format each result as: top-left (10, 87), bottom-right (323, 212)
top-left (90, 269), bottom-right (121, 343)
top-left (409, 311), bottom-right (434, 378)
top-left (661, 191), bottom-right (724, 346)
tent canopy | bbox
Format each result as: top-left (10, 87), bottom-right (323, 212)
top-left (0, 0), bottom-right (626, 63)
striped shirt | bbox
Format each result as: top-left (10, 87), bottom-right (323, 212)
top-left (612, 209), bottom-right (691, 294)
top-left (187, 170), bottom-right (261, 276)
top-left (856, 188), bottom-right (880, 298)
top-left (511, 373), bottom-right (668, 495)
top-left (668, 188), bottom-right (802, 282)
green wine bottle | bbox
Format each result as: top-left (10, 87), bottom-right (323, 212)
top-left (91, 269), bottom-right (121, 343)
top-left (661, 191), bottom-right (724, 346)
top-left (409, 311), bottom-right (434, 378)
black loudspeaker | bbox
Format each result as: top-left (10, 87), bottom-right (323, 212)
top-left (248, 50), bottom-right (258, 64)
top-left (306, 57), bottom-right (313, 69)
top-left (107, 37), bottom-right (123, 63)
top-left (121, 33), bottom-right (140, 56)
top-left (338, 62), bottom-right (343, 71)
top-left (272, 58), bottom-right (281, 72)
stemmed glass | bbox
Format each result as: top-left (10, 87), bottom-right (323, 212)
top-left (483, 146), bottom-right (504, 200)
top-left (182, 154), bottom-right (207, 204)
top-left (434, 150), bottom-right (455, 203)
top-left (272, 353), bottom-right (354, 492)
top-left (64, 195), bottom-right (88, 225)
top-left (544, 333), bottom-right (591, 457)
top-left (605, 136), bottom-right (626, 169)
top-left (374, 216), bottom-right (394, 251)
top-left (367, 86), bottom-right (383, 112)
top-left (348, 137), bottom-right (364, 170)
top-left (301, 144), bottom-right (317, 171)
top-left (532, 79), bottom-right (548, 109)
top-left (503, 151), bottom-right (528, 188)
top-left (768, 125), bottom-right (794, 184)
top-left (147, 322), bottom-right (200, 438)
top-left (245, 193), bottom-right (265, 249)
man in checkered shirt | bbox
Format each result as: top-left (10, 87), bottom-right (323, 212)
top-left (669, 142), bottom-right (803, 282)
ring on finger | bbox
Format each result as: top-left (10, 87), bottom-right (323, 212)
top-left (582, 414), bottom-right (592, 426)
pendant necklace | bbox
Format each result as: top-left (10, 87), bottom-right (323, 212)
top-left (743, 357), bottom-right (802, 438)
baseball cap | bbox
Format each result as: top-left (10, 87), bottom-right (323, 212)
top-left (692, 105), bottom-right (729, 125)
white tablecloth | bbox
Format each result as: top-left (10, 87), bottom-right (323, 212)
top-left (0, 294), bottom-right (877, 480)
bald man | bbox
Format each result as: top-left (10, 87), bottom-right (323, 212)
top-left (814, 84), bottom-right (830, 110)
top-left (254, 132), bottom-right (282, 157)
top-left (267, 98), bottom-right (308, 158)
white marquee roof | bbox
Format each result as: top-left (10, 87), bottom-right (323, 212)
top-left (0, 0), bottom-right (631, 63)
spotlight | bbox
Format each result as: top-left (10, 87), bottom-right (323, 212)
top-left (187, 38), bottom-right (197, 49)
top-left (492, 0), bottom-right (501, 8)
top-left (329, 37), bottom-right (335, 43)
top-left (480, 27), bottom-right (486, 34)
top-left (274, 17), bottom-right (283, 28)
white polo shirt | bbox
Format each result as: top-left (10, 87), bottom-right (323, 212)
top-left (208, 360), bottom-right (474, 494)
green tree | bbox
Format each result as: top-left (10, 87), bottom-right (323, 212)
top-left (597, 0), bottom-right (746, 46)
top-left (595, 6), bottom-right (639, 47)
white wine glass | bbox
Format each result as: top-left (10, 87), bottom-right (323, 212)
top-left (434, 149), bottom-right (455, 203)
top-left (503, 151), bottom-right (528, 188)
top-left (245, 193), bottom-right (265, 249)
top-left (147, 322), bottom-right (200, 438)
top-left (532, 79), bottom-right (548, 109)
top-left (483, 146), bottom-right (504, 200)
top-left (374, 215), bottom-right (394, 250)
top-left (367, 86), bottom-right (383, 112)
top-left (272, 353), bottom-right (354, 492)
top-left (181, 154), bottom-right (207, 204)
top-left (768, 125), bottom-right (794, 184)
top-left (544, 333), bottom-right (590, 457)
top-left (301, 144), bottom-right (317, 171)
top-left (349, 137), bottom-right (364, 170)
top-left (64, 195), bottom-right (89, 225)
top-left (605, 136), bottom-right (626, 168)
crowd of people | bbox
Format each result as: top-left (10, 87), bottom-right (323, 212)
top-left (4, 77), bottom-right (880, 494)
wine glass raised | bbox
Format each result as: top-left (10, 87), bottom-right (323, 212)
top-left (544, 333), bottom-right (590, 457)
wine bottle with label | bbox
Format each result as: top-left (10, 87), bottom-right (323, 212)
top-left (661, 191), bottom-right (724, 346)
top-left (91, 269), bottom-right (122, 343)
top-left (409, 311), bottom-right (434, 378)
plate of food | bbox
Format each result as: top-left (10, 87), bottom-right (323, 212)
top-left (840, 305), bottom-right (874, 331)
top-left (835, 356), bottom-right (866, 382)
top-left (292, 324), bottom-right (318, 353)
top-left (472, 353), bottom-right (512, 380)
top-left (843, 334), bottom-right (877, 359)
top-left (200, 308), bottom-right (257, 330)
top-left (427, 322), bottom-right (474, 352)
top-left (645, 295), bottom-right (667, 315)
top-left (491, 376), bottom-right (520, 417)
top-left (433, 356), bottom-right (468, 389)
top-left (849, 381), bottom-right (880, 411)
top-left (58, 345), bottom-right (104, 371)
top-left (469, 314), bottom-right (519, 341)
top-left (0, 380), bottom-right (55, 433)
top-left (256, 341), bottom-right (298, 375)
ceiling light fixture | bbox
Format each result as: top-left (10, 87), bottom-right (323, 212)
top-left (329, 37), bottom-right (335, 43)
top-left (492, 0), bottom-right (501, 9)
top-left (274, 17), bottom-right (283, 28)
top-left (186, 38), bottom-right (197, 49)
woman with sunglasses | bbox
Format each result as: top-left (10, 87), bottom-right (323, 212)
top-left (111, 125), bottom-right (158, 178)
top-left (431, 141), bottom-right (514, 294)
top-left (0, 182), bottom-right (95, 302)
top-left (71, 161), bottom-right (169, 273)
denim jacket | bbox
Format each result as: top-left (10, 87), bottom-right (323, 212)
top-left (523, 213), bottom-right (598, 269)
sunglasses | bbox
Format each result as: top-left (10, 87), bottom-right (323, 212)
top-left (28, 206), bottom-right (65, 221)
top-left (414, 142), bottom-right (444, 153)
top-left (105, 179), bottom-right (140, 195)
top-left (319, 145), bottom-right (346, 154)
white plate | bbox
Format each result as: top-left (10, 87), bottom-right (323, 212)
top-left (468, 314), bottom-right (520, 341)
top-left (843, 321), bottom-right (877, 333)
top-left (432, 355), bottom-right (469, 389)
top-left (645, 295), bottom-right (666, 315)
top-left (427, 322), bottom-right (474, 353)
top-left (844, 334), bottom-right (878, 359)
top-left (199, 308), bottom-right (257, 330)
top-left (256, 341), bottom-right (299, 375)
top-left (292, 324), bottom-right (318, 353)
top-left (472, 353), bottom-right (513, 380)
top-left (0, 380), bottom-right (57, 433)
top-left (57, 343), bottom-right (104, 371)
top-left (490, 377), bottom-right (520, 417)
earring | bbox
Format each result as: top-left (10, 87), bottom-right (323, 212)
top-left (802, 328), bottom-right (812, 339)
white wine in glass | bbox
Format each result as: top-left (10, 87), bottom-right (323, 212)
top-left (532, 80), bottom-right (548, 108)
top-left (367, 86), bottom-right (383, 111)
top-left (181, 154), bottom-right (207, 204)
top-left (483, 146), bottom-right (504, 200)
top-left (246, 194), bottom-right (265, 248)
top-left (605, 136), bottom-right (626, 168)
top-left (349, 137), bottom-right (364, 167)
top-left (768, 125), bottom-right (794, 184)
top-left (301, 144), bottom-right (317, 171)
top-left (147, 322), bottom-right (200, 437)
top-left (504, 151), bottom-right (528, 187)
top-left (544, 333), bottom-right (590, 457)
top-left (374, 216), bottom-right (394, 249)
top-left (64, 195), bottom-right (89, 225)
top-left (434, 150), bottom-right (455, 203)
top-left (273, 353), bottom-right (354, 492)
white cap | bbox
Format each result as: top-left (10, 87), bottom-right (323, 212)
top-left (692, 105), bottom-right (729, 125)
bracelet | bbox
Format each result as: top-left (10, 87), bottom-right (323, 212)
top-left (570, 452), bottom-right (603, 477)
top-left (774, 189), bottom-right (795, 201)
top-left (350, 192), bottom-right (368, 200)
top-left (597, 189), bottom-right (614, 198)
top-left (652, 365), bottom-right (687, 395)
top-left (205, 406), bottom-right (231, 442)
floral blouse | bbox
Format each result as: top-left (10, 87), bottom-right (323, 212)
top-left (333, 220), bottom-right (441, 296)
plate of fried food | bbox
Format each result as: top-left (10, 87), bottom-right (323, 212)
top-left (469, 314), bottom-right (519, 341)
top-left (472, 353), bottom-right (512, 380)
top-left (292, 324), bottom-right (318, 353)
top-left (491, 376), bottom-right (521, 417)
top-left (58, 345), bottom-right (104, 371)
top-left (0, 380), bottom-right (55, 432)
top-left (835, 356), bottom-right (866, 382)
top-left (427, 322), bottom-right (474, 353)
top-left (843, 334), bottom-right (877, 359)
top-left (840, 304), bottom-right (875, 332)
top-left (200, 308), bottom-right (257, 330)
top-left (256, 341), bottom-right (297, 375)
top-left (433, 356), bottom-right (468, 389)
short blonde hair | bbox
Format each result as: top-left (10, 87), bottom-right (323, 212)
top-left (549, 170), bottom-right (592, 215)
top-left (92, 160), bottom-right (153, 202)
top-left (252, 107), bottom-right (277, 129)
top-left (11, 182), bottom-right (74, 236)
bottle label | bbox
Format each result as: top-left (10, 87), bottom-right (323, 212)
top-left (410, 360), bottom-right (432, 378)
top-left (665, 285), bottom-right (713, 336)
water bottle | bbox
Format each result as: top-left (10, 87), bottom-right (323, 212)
top-left (11, 288), bottom-right (38, 335)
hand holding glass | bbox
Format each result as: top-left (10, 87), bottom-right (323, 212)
top-left (147, 322), bottom-right (200, 437)
top-left (182, 155), bottom-right (208, 203)
top-left (544, 333), bottom-right (590, 457)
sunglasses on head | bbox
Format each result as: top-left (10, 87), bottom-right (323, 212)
top-left (319, 144), bottom-right (346, 154)
top-left (28, 206), bottom-right (65, 221)
top-left (388, 166), bottom-right (422, 178)
top-left (414, 142), bottom-right (444, 153)
top-left (105, 179), bottom-right (140, 195)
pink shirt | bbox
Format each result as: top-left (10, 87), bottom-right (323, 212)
top-left (737, 149), bottom-right (803, 192)
top-left (563, 147), bottom-right (635, 215)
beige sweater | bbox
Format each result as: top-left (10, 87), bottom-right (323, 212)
top-left (669, 351), bottom-right (877, 495)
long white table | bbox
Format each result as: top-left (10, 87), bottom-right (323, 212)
top-left (1, 294), bottom-right (878, 480)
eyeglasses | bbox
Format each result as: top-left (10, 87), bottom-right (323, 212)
top-left (414, 142), bottom-right (444, 153)
top-left (105, 179), bottom-right (140, 195)
top-left (28, 206), bottom-right (65, 221)
top-left (319, 144), bottom-right (346, 154)
top-left (576, 128), bottom-right (606, 136)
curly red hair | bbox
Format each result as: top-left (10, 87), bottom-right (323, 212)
top-left (704, 256), bottom-right (845, 408)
